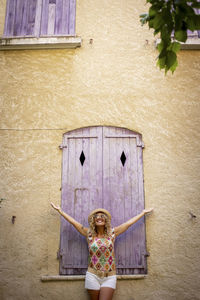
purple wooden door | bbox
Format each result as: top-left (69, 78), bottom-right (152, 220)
top-left (60, 126), bottom-right (147, 275)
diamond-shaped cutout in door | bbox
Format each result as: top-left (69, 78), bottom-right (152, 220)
top-left (80, 151), bottom-right (85, 166)
top-left (120, 151), bottom-right (126, 166)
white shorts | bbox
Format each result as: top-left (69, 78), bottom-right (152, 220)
top-left (85, 271), bottom-right (117, 290)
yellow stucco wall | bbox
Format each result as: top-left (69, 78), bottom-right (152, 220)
top-left (0, 0), bottom-right (200, 299)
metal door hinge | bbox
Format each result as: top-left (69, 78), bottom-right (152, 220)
top-left (143, 251), bottom-right (150, 257)
top-left (57, 249), bottom-right (63, 259)
top-left (137, 141), bottom-right (145, 148)
top-left (59, 144), bottom-right (67, 149)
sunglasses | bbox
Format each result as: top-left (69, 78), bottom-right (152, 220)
top-left (94, 214), bottom-right (106, 219)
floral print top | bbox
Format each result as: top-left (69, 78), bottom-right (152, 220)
top-left (87, 228), bottom-right (116, 273)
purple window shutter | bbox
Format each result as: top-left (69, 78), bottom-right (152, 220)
top-left (60, 126), bottom-right (146, 275)
top-left (40, 0), bottom-right (76, 36)
top-left (4, 0), bottom-right (16, 36)
top-left (59, 127), bottom-right (103, 275)
top-left (4, 0), bottom-right (76, 37)
top-left (4, 0), bottom-right (38, 37)
top-left (102, 127), bottom-right (146, 275)
top-left (40, 0), bottom-right (49, 35)
top-left (68, 0), bottom-right (76, 35)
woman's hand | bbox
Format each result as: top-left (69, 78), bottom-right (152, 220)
top-left (50, 203), bottom-right (88, 237)
top-left (51, 202), bottom-right (61, 212)
top-left (115, 208), bottom-right (154, 237)
top-left (143, 208), bottom-right (154, 215)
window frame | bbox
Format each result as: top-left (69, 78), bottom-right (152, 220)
top-left (59, 126), bottom-right (148, 276)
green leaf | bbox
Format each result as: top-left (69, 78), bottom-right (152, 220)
top-left (174, 30), bottom-right (187, 42)
top-left (160, 26), bottom-right (171, 42)
top-left (157, 56), bottom-right (166, 69)
top-left (154, 28), bottom-right (160, 35)
top-left (170, 42), bottom-right (181, 53)
top-left (159, 48), bottom-right (167, 58)
top-left (166, 51), bottom-right (177, 68)
top-left (149, 18), bottom-right (155, 29)
top-left (175, 13), bottom-right (184, 31)
top-left (191, 3), bottom-right (200, 9)
top-left (157, 41), bottom-right (164, 52)
top-left (139, 13), bottom-right (149, 25)
top-left (186, 17), bottom-right (196, 31)
top-left (149, 7), bottom-right (157, 17)
top-left (157, 49), bottom-right (168, 70)
top-left (170, 60), bottom-right (178, 74)
top-left (153, 13), bottom-right (165, 30)
top-left (175, 0), bottom-right (183, 5)
top-left (140, 13), bottom-right (148, 18)
top-left (193, 15), bottom-right (200, 29)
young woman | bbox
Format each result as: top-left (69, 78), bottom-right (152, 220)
top-left (51, 203), bottom-right (153, 300)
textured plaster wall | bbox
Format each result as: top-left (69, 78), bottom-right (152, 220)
top-left (0, 0), bottom-right (200, 299)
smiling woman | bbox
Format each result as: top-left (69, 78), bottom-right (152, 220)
top-left (94, 213), bottom-right (106, 227)
top-left (50, 203), bottom-right (153, 300)
top-left (89, 209), bottom-right (112, 238)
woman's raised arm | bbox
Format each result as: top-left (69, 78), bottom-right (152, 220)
top-left (51, 202), bottom-right (88, 237)
top-left (114, 208), bottom-right (153, 237)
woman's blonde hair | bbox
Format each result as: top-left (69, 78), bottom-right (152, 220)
top-left (89, 214), bottom-right (112, 237)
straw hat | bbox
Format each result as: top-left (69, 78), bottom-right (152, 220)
top-left (88, 208), bottom-right (111, 224)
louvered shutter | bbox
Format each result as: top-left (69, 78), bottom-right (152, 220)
top-left (3, 0), bottom-right (76, 37)
top-left (4, 0), bottom-right (40, 37)
top-left (102, 127), bottom-right (146, 275)
top-left (40, 0), bottom-right (76, 36)
top-left (59, 127), bottom-right (103, 275)
top-left (60, 126), bottom-right (146, 275)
